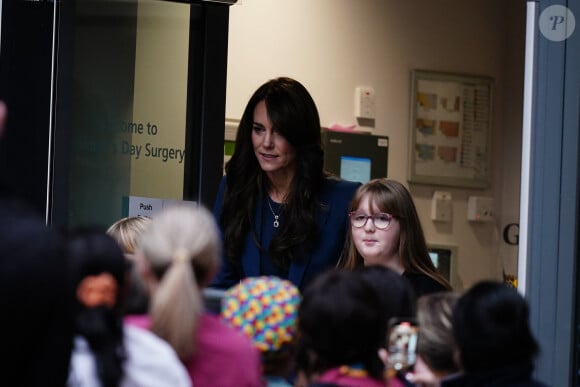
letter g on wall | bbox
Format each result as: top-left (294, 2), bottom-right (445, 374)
top-left (503, 223), bottom-right (519, 246)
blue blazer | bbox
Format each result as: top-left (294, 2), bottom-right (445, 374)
top-left (211, 176), bottom-right (360, 291)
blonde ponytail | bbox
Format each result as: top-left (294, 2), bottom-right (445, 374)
top-left (139, 205), bottom-right (220, 360)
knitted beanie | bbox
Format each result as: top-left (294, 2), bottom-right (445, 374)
top-left (221, 276), bottom-right (300, 352)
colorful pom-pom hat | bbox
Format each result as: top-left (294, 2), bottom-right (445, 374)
top-left (220, 276), bottom-right (301, 352)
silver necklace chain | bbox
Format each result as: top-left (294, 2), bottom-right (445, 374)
top-left (267, 196), bottom-right (281, 228)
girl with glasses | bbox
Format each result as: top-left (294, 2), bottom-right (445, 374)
top-left (339, 178), bottom-right (451, 297)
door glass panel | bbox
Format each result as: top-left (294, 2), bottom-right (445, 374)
top-left (58, 0), bottom-right (197, 228)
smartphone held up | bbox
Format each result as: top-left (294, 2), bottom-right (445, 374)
top-left (387, 318), bottom-right (419, 372)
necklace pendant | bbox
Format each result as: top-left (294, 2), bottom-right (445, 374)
top-left (267, 196), bottom-right (281, 228)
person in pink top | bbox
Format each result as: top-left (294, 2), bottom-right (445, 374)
top-left (130, 204), bottom-right (263, 387)
top-left (295, 269), bottom-right (408, 387)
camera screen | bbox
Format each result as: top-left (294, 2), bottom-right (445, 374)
top-left (387, 320), bottom-right (419, 371)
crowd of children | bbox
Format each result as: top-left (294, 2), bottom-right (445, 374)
top-left (0, 178), bottom-right (547, 387)
top-left (0, 78), bottom-right (549, 386)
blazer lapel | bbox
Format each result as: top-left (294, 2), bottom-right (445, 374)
top-left (288, 194), bottom-right (332, 287)
top-left (242, 195), bottom-right (263, 278)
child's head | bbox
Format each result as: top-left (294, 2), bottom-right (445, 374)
top-left (138, 204), bottom-right (221, 359)
top-left (221, 276), bottom-right (300, 376)
top-left (68, 229), bottom-right (127, 314)
top-left (453, 281), bottom-right (539, 373)
top-left (295, 269), bottom-right (387, 382)
top-left (68, 228), bottom-right (129, 386)
top-left (107, 216), bottom-right (152, 315)
top-left (341, 179), bottom-right (450, 291)
top-left (342, 178), bottom-right (427, 270)
top-left (358, 265), bottom-right (417, 319)
top-left (416, 291), bottom-right (459, 376)
top-left (106, 216), bottom-right (151, 255)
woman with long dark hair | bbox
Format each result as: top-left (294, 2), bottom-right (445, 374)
top-left (213, 77), bottom-right (359, 290)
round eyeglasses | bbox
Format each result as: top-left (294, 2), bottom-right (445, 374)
top-left (349, 212), bottom-right (394, 230)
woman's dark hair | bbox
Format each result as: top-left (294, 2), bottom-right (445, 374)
top-left (68, 228), bottom-right (128, 387)
top-left (296, 269), bottom-right (387, 381)
top-left (452, 281), bottom-right (539, 373)
top-left (341, 178), bottom-right (451, 290)
top-left (220, 77), bottom-right (325, 271)
top-left (357, 265), bottom-right (417, 320)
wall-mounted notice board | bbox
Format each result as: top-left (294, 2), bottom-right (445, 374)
top-left (408, 70), bottom-right (493, 189)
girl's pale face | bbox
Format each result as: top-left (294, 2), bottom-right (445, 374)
top-left (351, 195), bottom-right (401, 266)
top-left (251, 100), bottom-right (296, 180)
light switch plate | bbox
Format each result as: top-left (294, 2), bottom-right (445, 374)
top-left (354, 86), bottom-right (376, 119)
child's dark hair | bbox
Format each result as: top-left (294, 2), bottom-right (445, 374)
top-left (453, 281), bottom-right (539, 373)
top-left (296, 269), bottom-right (387, 381)
top-left (68, 228), bottom-right (127, 387)
top-left (357, 265), bottom-right (417, 320)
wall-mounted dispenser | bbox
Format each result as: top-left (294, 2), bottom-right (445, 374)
top-left (431, 191), bottom-right (452, 222)
top-left (467, 196), bottom-right (495, 222)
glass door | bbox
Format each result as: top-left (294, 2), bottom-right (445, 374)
top-left (51, 0), bottom-right (231, 229)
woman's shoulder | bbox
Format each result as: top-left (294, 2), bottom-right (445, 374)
top-left (322, 176), bottom-right (361, 197)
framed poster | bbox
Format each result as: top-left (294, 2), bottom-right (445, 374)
top-left (408, 70), bottom-right (493, 188)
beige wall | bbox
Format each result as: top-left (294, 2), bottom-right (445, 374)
top-left (225, 0), bottom-right (526, 289)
